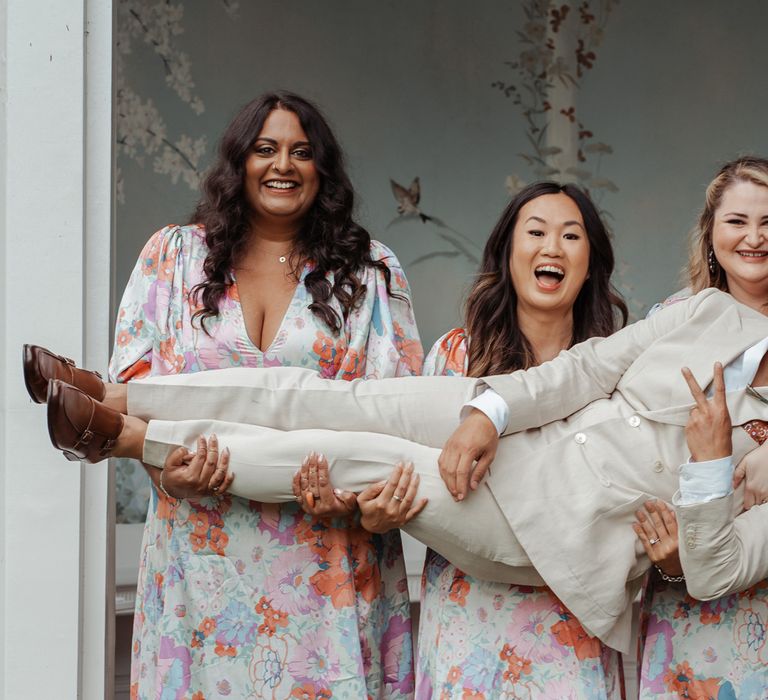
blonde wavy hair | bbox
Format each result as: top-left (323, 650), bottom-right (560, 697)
top-left (687, 156), bottom-right (768, 293)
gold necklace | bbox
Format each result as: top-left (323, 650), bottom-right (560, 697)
top-left (250, 246), bottom-right (292, 264)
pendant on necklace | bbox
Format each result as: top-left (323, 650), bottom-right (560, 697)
top-left (279, 255), bottom-right (287, 263)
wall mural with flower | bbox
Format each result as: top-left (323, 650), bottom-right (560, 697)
top-left (489, 0), bottom-right (643, 317)
top-left (115, 0), bottom-right (238, 203)
top-left (493, 0), bottom-right (618, 197)
top-left (114, 0), bottom-right (768, 522)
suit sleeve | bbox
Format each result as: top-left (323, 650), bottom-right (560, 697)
top-left (676, 493), bottom-right (768, 599)
top-left (483, 289), bottom-right (715, 435)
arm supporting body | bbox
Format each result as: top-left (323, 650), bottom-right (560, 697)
top-left (676, 493), bottom-right (768, 599)
top-left (144, 417), bottom-right (542, 586)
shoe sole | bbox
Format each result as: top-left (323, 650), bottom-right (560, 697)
top-left (22, 344), bottom-right (45, 404)
top-left (47, 380), bottom-right (81, 462)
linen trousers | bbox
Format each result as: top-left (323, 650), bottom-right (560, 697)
top-left (129, 367), bottom-right (543, 586)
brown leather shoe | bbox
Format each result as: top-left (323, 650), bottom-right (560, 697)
top-left (47, 380), bottom-right (123, 463)
top-left (23, 344), bottom-right (106, 404)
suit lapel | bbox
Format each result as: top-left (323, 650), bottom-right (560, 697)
top-left (645, 307), bottom-right (768, 426)
top-left (642, 390), bottom-right (768, 427)
top-left (679, 303), bottom-right (743, 390)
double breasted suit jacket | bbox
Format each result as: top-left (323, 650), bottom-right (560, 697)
top-left (130, 289), bottom-right (768, 652)
top-left (481, 288), bottom-right (768, 649)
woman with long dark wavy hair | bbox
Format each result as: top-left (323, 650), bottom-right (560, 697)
top-left (106, 92), bottom-right (423, 699)
top-left (415, 182), bottom-right (628, 699)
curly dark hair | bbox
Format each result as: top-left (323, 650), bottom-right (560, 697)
top-left (190, 91), bottom-right (394, 333)
top-left (465, 181), bottom-right (628, 377)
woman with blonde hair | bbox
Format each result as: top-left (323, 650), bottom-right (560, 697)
top-left (635, 155), bottom-right (768, 698)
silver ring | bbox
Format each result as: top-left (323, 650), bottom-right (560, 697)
top-left (392, 494), bottom-right (403, 502)
top-left (649, 537), bottom-right (659, 545)
top-left (211, 485), bottom-right (219, 493)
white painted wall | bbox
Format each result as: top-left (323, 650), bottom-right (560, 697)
top-left (1, 1), bottom-right (113, 697)
top-left (0, 0), bottom-right (8, 689)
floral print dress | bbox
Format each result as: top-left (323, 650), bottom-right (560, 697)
top-left (110, 224), bottom-right (423, 700)
top-left (415, 329), bottom-right (625, 700)
top-left (638, 293), bottom-right (768, 700)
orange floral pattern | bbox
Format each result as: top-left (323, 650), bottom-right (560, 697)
top-left (110, 225), bottom-right (422, 699)
top-left (416, 331), bottom-right (624, 699)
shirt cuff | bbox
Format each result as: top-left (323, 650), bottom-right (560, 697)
top-left (675, 456), bottom-right (734, 506)
top-left (462, 389), bottom-right (509, 435)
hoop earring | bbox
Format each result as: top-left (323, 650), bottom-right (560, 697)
top-left (708, 246), bottom-right (718, 275)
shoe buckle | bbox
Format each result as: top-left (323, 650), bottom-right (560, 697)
top-left (63, 355), bottom-right (75, 367)
top-left (100, 439), bottom-right (115, 456)
top-left (74, 429), bottom-right (94, 449)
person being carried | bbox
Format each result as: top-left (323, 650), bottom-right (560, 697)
top-left (23, 286), bottom-right (768, 651)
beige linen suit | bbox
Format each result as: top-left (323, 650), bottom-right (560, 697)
top-left (128, 288), bottom-right (768, 651)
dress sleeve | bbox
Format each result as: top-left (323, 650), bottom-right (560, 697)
top-left (339, 241), bottom-right (424, 380)
top-left (422, 328), bottom-right (469, 377)
top-left (108, 225), bottom-right (186, 382)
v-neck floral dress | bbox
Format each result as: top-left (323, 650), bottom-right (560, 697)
top-left (110, 224), bottom-right (423, 700)
top-left (415, 329), bottom-right (625, 700)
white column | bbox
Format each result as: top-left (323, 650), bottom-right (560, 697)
top-left (0, 1), bottom-right (113, 698)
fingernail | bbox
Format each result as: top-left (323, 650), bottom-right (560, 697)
top-left (318, 453), bottom-right (325, 463)
top-left (302, 455), bottom-right (309, 467)
top-left (223, 447), bottom-right (230, 456)
top-left (210, 433), bottom-right (217, 441)
top-left (457, 493), bottom-right (464, 501)
top-left (294, 469), bottom-right (300, 477)
top-left (470, 480), bottom-right (478, 489)
top-left (306, 492), bottom-right (315, 508)
top-left (406, 462), bottom-right (414, 472)
top-left (334, 488), bottom-right (343, 497)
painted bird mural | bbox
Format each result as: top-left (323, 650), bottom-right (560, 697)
top-left (388, 176), bottom-right (481, 264)
top-left (390, 177), bottom-right (433, 223)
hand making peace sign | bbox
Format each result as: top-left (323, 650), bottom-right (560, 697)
top-left (681, 362), bottom-right (732, 462)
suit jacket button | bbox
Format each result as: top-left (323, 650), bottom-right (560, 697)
top-left (574, 432), bottom-right (587, 445)
top-left (686, 538), bottom-right (696, 549)
top-left (653, 461), bottom-right (664, 473)
top-left (628, 416), bottom-right (641, 428)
